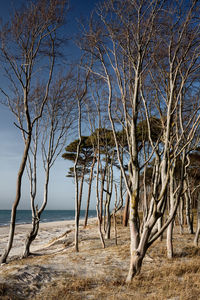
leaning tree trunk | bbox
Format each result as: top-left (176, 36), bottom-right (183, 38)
top-left (0, 134), bottom-right (31, 264)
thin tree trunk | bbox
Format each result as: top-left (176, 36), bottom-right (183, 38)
top-left (96, 153), bottom-right (105, 248)
top-left (22, 210), bottom-right (40, 257)
top-left (184, 179), bottom-right (193, 234)
top-left (105, 160), bottom-right (113, 239)
top-left (84, 155), bottom-right (96, 228)
top-left (157, 217), bottom-right (163, 241)
top-left (105, 201), bottom-right (111, 239)
top-left (194, 194), bottom-right (200, 246)
top-left (114, 184), bottom-right (118, 245)
top-left (22, 164), bottom-right (50, 257)
top-left (143, 164), bottom-right (148, 222)
top-left (123, 192), bottom-right (129, 227)
top-left (178, 197), bottom-right (184, 234)
top-left (78, 167), bottom-right (85, 216)
top-left (167, 169), bottom-right (175, 259)
top-left (1, 135), bottom-right (31, 263)
top-left (99, 167), bottom-right (106, 224)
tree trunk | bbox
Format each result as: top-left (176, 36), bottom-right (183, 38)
top-left (123, 192), bottom-right (130, 227)
top-left (105, 161), bottom-right (113, 239)
top-left (157, 217), bottom-right (163, 241)
top-left (167, 220), bottom-right (174, 259)
top-left (167, 168), bottom-right (175, 259)
top-left (194, 194), bottom-right (200, 246)
top-left (184, 179), bottom-right (194, 234)
top-left (84, 155), bottom-right (96, 228)
top-left (22, 164), bottom-right (50, 258)
top-left (22, 214), bottom-right (40, 258)
top-left (99, 167), bottom-right (106, 224)
top-left (0, 135), bottom-right (31, 264)
top-left (126, 223), bottom-right (151, 282)
top-left (78, 167), bottom-right (85, 216)
top-left (128, 182), bottom-right (140, 281)
top-left (105, 201), bottom-right (111, 239)
top-left (129, 188), bottom-right (140, 252)
top-left (178, 197), bottom-right (184, 234)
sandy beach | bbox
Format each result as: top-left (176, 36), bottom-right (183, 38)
top-left (0, 218), bottom-right (96, 260)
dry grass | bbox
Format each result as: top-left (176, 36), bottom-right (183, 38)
top-left (32, 257), bottom-right (200, 300)
top-left (33, 259), bottom-right (200, 300)
top-left (0, 217), bottom-right (200, 300)
top-left (0, 282), bottom-right (23, 300)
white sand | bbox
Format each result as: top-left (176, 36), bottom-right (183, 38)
top-left (0, 218), bottom-right (96, 260)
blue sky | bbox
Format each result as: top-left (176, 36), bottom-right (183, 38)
top-left (0, 0), bottom-right (101, 210)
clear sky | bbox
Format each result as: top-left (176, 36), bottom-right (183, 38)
top-left (0, 0), bottom-right (101, 210)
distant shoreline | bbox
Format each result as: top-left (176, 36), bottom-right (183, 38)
top-left (0, 209), bottom-right (97, 227)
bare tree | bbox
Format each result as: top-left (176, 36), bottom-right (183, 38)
top-left (0, 0), bottom-right (67, 263)
top-left (22, 72), bottom-right (74, 258)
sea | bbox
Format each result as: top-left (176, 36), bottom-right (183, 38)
top-left (0, 210), bottom-right (97, 227)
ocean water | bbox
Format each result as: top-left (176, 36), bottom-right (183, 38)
top-left (0, 210), bottom-right (97, 227)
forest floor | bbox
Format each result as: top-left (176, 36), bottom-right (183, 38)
top-left (0, 217), bottom-right (200, 300)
